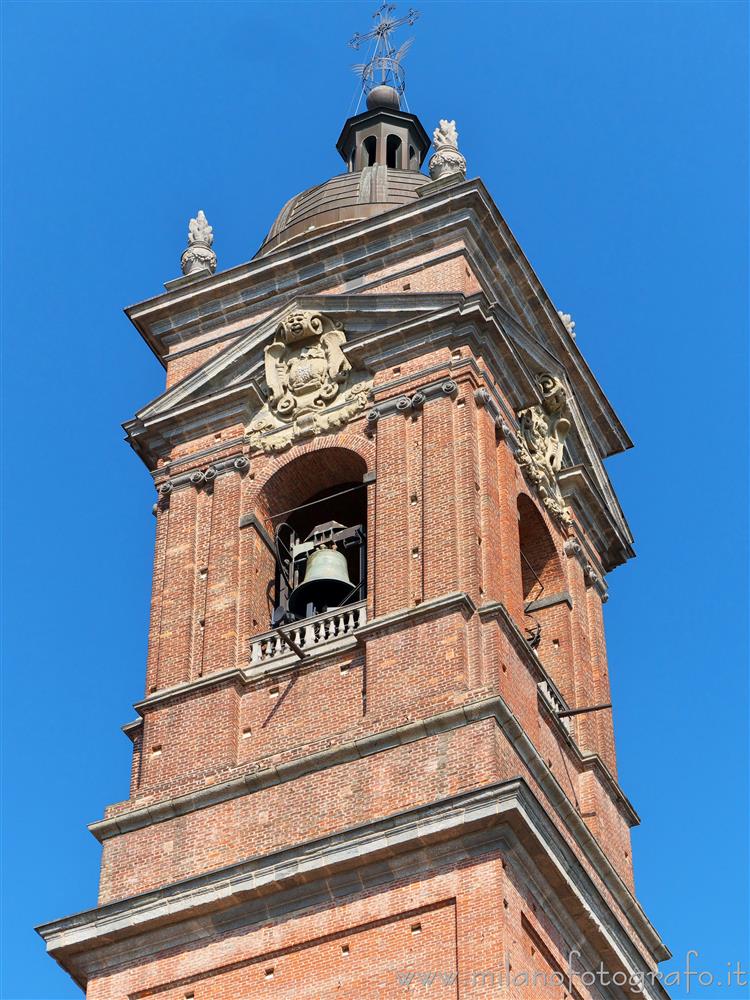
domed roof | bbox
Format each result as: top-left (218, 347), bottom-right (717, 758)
top-left (257, 165), bottom-right (428, 257)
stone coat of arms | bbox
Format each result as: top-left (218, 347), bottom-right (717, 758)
top-left (248, 310), bottom-right (371, 452)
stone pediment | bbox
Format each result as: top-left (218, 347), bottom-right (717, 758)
top-left (125, 291), bottom-right (632, 566)
top-left (125, 295), bottom-right (455, 464)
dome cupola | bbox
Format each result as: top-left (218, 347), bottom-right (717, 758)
top-left (257, 3), bottom-right (431, 257)
top-left (336, 86), bottom-right (430, 172)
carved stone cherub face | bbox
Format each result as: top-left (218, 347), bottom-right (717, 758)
top-left (285, 312), bottom-right (308, 340)
top-left (279, 310), bottom-right (324, 345)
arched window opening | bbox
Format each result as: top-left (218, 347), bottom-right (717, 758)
top-left (517, 494), bottom-right (564, 647)
top-left (363, 135), bottom-right (377, 167)
top-left (386, 134), bottom-right (402, 169)
top-left (259, 450), bottom-right (368, 627)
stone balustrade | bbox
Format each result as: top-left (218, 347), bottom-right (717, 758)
top-left (250, 602), bottom-right (367, 666)
top-left (537, 679), bottom-right (572, 733)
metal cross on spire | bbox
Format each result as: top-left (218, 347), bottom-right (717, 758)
top-left (349, 3), bottom-right (420, 101)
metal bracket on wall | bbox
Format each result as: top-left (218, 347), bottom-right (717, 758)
top-left (557, 703), bottom-right (612, 719)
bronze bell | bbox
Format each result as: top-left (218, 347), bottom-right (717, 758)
top-left (289, 545), bottom-right (354, 618)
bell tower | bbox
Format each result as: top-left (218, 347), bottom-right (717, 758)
top-left (38, 9), bottom-right (671, 998)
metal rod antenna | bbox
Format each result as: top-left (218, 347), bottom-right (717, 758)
top-left (557, 703), bottom-right (613, 719)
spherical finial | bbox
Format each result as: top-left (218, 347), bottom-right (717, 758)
top-left (366, 85), bottom-right (400, 111)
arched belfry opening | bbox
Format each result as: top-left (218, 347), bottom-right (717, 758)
top-left (517, 494), bottom-right (564, 645)
top-left (258, 449), bottom-right (368, 627)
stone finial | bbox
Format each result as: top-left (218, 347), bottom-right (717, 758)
top-left (432, 119), bottom-right (458, 149)
top-left (428, 119), bottom-right (466, 182)
top-left (557, 310), bottom-right (576, 339)
top-left (180, 210), bottom-right (217, 277)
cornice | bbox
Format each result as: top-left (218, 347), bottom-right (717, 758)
top-left (560, 466), bottom-right (635, 570)
top-left (124, 180), bottom-right (631, 460)
top-left (125, 591), bottom-right (476, 719)
top-left (154, 452), bottom-right (250, 498)
top-left (93, 687), bottom-right (639, 845)
top-left (38, 779), bottom-right (670, 990)
top-left (111, 590), bottom-right (636, 837)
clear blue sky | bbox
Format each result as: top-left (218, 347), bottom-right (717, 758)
top-left (1, 2), bottom-right (747, 998)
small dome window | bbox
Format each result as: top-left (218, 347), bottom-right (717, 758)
top-left (363, 136), bottom-right (377, 167)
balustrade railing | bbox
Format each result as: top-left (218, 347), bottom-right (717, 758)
top-left (537, 679), bottom-right (572, 733)
top-left (249, 601), bottom-right (367, 666)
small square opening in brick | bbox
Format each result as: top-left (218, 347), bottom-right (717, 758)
top-left (410, 922), bottom-right (422, 935)
top-left (185, 993), bottom-right (195, 999)
top-left (151, 745), bottom-right (162, 758)
top-left (341, 944), bottom-right (350, 956)
top-left (264, 967), bottom-right (274, 980)
top-left (242, 726), bottom-right (252, 738)
top-left (269, 686), bottom-right (279, 698)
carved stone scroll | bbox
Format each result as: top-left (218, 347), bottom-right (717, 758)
top-left (516, 372), bottom-right (573, 528)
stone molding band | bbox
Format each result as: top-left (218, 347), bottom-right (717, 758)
top-left (38, 778), bottom-right (670, 988)
top-left (525, 590), bottom-right (573, 613)
top-left (91, 683), bottom-right (637, 851)
top-left (366, 377), bottom-right (458, 425)
top-left (473, 386), bottom-right (519, 446)
top-left (564, 537), bottom-right (608, 601)
top-left (156, 454), bottom-right (250, 497)
top-left (113, 593), bottom-right (624, 822)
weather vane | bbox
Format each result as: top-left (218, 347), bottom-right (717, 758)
top-left (349, 3), bottom-right (420, 101)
